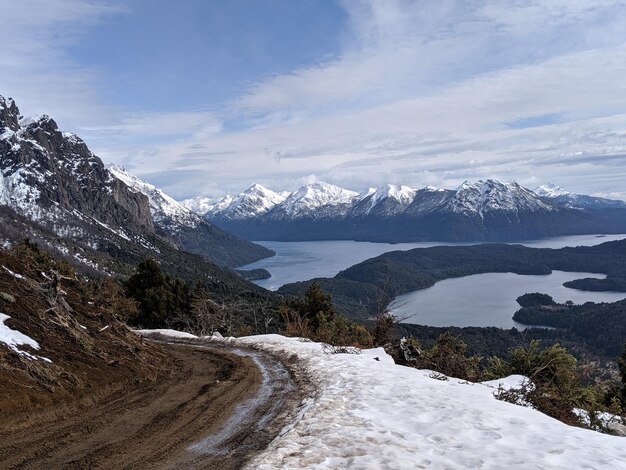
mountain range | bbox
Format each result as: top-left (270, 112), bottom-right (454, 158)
top-left (184, 180), bottom-right (626, 243)
top-left (0, 95), bottom-right (272, 301)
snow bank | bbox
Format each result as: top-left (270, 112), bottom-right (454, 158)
top-left (233, 335), bottom-right (625, 470)
top-left (0, 313), bottom-right (51, 362)
top-left (134, 329), bottom-right (199, 339)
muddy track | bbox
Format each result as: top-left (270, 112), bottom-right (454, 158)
top-left (0, 337), bottom-right (301, 469)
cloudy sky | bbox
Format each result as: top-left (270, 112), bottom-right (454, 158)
top-left (2, 0), bottom-right (626, 199)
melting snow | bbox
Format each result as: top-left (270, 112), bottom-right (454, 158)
top-left (232, 335), bottom-right (625, 470)
top-left (2, 265), bottom-right (24, 279)
top-left (135, 329), bottom-right (200, 339)
top-left (0, 313), bottom-right (51, 362)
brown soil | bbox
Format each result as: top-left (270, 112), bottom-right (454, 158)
top-left (0, 340), bottom-right (296, 469)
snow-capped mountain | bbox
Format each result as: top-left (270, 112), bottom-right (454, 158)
top-left (350, 184), bottom-right (417, 217)
top-left (200, 178), bottom-right (626, 243)
top-left (207, 184), bottom-right (289, 220)
top-left (448, 180), bottom-right (555, 218)
top-left (0, 96), bottom-right (153, 238)
top-left (0, 95), bottom-right (271, 268)
top-left (270, 182), bottom-right (358, 220)
top-left (535, 183), bottom-right (570, 198)
top-left (109, 164), bottom-right (200, 229)
top-left (536, 183), bottom-right (626, 210)
top-left (182, 195), bottom-right (231, 215)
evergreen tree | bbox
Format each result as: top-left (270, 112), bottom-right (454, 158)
top-left (125, 258), bottom-right (175, 328)
top-left (303, 281), bottom-right (335, 329)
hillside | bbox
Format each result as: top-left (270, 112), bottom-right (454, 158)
top-left (0, 95), bottom-right (272, 269)
top-left (0, 95), bottom-right (281, 318)
top-left (0, 245), bottom-right (295, 468)
top-left (0, 243), bottom-right (169, 414)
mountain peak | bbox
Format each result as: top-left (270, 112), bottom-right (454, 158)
top-left (19, 114), bottom-right (58, 132)
top-left (246, 183), bottom-right (267, 192)
top-left (201, 183), bottom-right (288, 220)
top-left (351, 184), bottom-right (418, 216)
top-left (0, 95), bottom-right (20, 132)
top-left (291, 181), bottom-right (358, 203)
top-left (535, 183), bottom-right (570, 198)
top-left (271, 181), bottom-right (358, 219)
top-left (451, 179), bottom-right (554, 217)
top-left (107, 164), bottom-right (198, 226)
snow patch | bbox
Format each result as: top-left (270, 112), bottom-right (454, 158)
top-left (134, 329), bottom-right (199, 339)
top-left (2, 265), bottom-right (24, 279)
top-left (0, 313), bottom-right (51, 362)
top-left (230, 335), bottom-right (626, 470)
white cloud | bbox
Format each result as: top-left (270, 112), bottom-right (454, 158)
top-left (0, 0), bottom-right (126, 127)
top-left (2, 0), bottom-right (626, 200)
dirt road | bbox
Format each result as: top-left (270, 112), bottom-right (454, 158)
top-left (0, 338), bottom-right (300, 469)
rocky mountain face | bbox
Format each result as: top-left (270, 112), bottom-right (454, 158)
top-left (0, 97), bottom-right (153, 233)
top-left (0, 95), bottom-right (272, 272)
top-left (193, 178), bottom-right (626, 243)
top-left (107, 166), bottom-right (272, 267)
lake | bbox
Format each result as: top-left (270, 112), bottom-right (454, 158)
top-left (388, 271), bottom-right (626, 329)
top-left (241, 234), bottom-right (626, 290)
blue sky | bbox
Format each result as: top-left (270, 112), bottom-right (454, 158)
top-left (2, 0), bottom-right (626, 200)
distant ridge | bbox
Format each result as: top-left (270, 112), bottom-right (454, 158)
top-left (187, 179), bottom-right (626, 242)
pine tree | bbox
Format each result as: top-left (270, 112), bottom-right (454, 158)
top-left (125, 258), bottom-right (175, 328)
top-left (303, 281), bottom-right (335, 330)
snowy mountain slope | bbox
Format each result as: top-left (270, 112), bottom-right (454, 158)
top-left (181, 195), bottom-right (231, 216)
top-left (108, 165), bottom-right (199, 229)
top-left (208, 183), bottom-right (289, 220)
top-left (0, 95), bottom-right (154, 251)
top-left (536, 184), bottom-right (626, 210)
top-left (448, 180), bottom-right (556, 218)
top-left (268, 182), bottom-right (358, 220)
top-left (404, 186), bottom-right (456, 216)
top-left (241, 335), bottom-right (625, 469)
top-left (535, 183), bottom-right (570, 198)
top-left (350, 184), bottom-right (417, 217)
top-left (106, 166), bottom-right (273, 266)
top-left (0, 95), bottom-right (271, 268)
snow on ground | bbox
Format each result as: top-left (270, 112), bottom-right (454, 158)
top-left (134, 330), bottom-right (626, 469)
top-left (233, 335), bottom-right (625, 470)
top-left (0, 313), bottom-right (51, 362)
top-left (2, 265), bottom-right (24, 279)
top-left (135, 329), bottom-right (199, 339)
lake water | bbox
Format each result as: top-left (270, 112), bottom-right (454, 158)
top-left (242, 234), bottom-right (626, 290)
top-left (388, 271), bottom-right (626, 329)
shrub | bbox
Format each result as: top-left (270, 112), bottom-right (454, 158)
top-left (280, 283), bottom-right (373, 348)
top-left (412, 332), bottom-right (482, 381)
